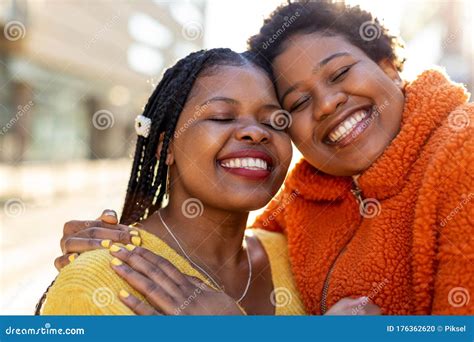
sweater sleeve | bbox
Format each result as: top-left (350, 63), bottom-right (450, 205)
top-left (430, 105), bottom-right (474, 314)
top-left (41, 250), bottom-right (136, 315)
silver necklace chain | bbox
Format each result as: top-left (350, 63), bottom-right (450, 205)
top-left (157, 210), bottom-right (252, 303)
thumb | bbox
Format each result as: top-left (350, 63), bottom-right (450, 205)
top-left (97, 209), bottom-right (118, 225)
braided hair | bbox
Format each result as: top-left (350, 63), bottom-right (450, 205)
top-left (34, 48), bottom-right (270, 315)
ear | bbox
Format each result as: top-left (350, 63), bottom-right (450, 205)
top-left (378, 59), bottom-right (403, 89)
top-left (156, 133), bottom-right (175, 166)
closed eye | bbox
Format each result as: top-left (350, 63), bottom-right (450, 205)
top-left (208, 117), bottom-right (234, 122)
top-left (290, 95), bottom-right (311, 112)
top-left (330, 64), bottom-right (354, 83)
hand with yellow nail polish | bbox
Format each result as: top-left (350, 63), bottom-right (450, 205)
top-left (54, 209), bottom-right (142, 271)
top-left (109, 246), bottom-right (243, 316)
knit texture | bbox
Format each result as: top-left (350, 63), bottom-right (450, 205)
top-left (253, 69), bottom-right (474, 315)
top-left (41, 228), bottom-right (305, 315)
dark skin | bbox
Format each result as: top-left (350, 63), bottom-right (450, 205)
top-left (56, 64), bottom-right (381, 315)
top-left (144, 65), bottom-right (292, 314)
top-left (62, 65), bottom-right (293, 315)
top-left (273, 33), bottom-right (405, 176)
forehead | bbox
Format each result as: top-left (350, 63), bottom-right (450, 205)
top-left (272, 33), bottom-right (365, 85)
top-left (187, 65), bottom-right (276, 104)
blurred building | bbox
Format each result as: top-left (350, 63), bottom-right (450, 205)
top-left (0, 0), bottom-right (205, 163)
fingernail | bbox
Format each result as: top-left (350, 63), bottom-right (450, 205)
top-left (111, 257), bottom-right (123, 266)
top-left (119, 289), bottom-right (130, 298)
top-left (104, 210), bottom-right (116, 217)
top-left (125, 244), bottom-right (136, 251)
top-left (131, 236), bottom-right (141, 246)
top-left (129, 230), bottom-right (139, 236)
top-left (101, 239), bottom-right (111, 248)
top-left (109, 244), bottom-right (122, 252)
top-left (68, 253), bottom-right (78, 263)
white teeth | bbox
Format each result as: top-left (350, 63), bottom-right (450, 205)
top-left (220, 157), bottom-right (269, 171)
top-left (327, 109), bottom-right (369, 143)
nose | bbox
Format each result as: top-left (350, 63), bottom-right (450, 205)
top-left (313, 88), bottom-right (348, 121)
top-left (235, 121), bottom-right (271, 144)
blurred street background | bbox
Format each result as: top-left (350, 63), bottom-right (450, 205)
top-left (0, 0), bottom-right (473, 314)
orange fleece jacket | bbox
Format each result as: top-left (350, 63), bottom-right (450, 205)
top-left (253, 70), bottom-right (474, 315)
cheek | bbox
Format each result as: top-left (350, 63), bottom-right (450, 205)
top-left (174, 126), bottom-right (225, 172)
top-left (274, 135), bottom-right (293, 170)
top-left (289, 111), bottom-right (315, 146)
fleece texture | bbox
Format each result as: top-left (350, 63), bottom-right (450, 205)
top-left (253, 70), bottom-right (474, 315)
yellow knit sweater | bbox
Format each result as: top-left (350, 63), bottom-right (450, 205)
top-left (40, 228), bottom-right (305, 315)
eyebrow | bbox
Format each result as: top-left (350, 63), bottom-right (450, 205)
top-left (280, 52), bottom-right (351, 104)
top-left (199, 97), bottom-right (280, 112)
top-left (198, 96), bottom-right (239, 108)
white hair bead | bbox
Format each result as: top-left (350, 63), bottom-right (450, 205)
top-left (134, 115), bottom-right (152, 138)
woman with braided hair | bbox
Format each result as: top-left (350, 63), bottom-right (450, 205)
top-left (37, 48), bottom-right (376, 316)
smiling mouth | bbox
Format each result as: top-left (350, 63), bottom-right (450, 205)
top-left (324, 105), bottom-right (376, 147)
top-left (219, 157), bottom-right (271, 171)
top-left (217, 153), bottom-right (274, 181)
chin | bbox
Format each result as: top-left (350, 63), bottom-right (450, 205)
top-left (224, 196), bottom-right (271, 212)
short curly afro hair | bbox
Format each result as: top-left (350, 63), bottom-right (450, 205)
top-left (248, 0), bottom-right (405, 72)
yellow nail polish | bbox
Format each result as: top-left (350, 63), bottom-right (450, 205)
top-left (119, 289), bottom-right (130, 298)
top-left (101, 239), bottom-right (111, 248)
top-left (131, 236), bottom-right (141, 246)
top-left (125, 244), bottom-right (136, 251)
top-left (68, 253), bottom-right (77, 263)
top-left (109, 244), bottom-right (121, 252)
top-left (129, 230), bottom-right (139, 236)
top-left (111, 257), bottom-right (123, 266)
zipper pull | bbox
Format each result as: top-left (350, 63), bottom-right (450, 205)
top-left (350, 176), bottom-right (364, 205)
